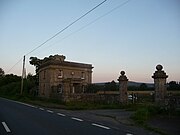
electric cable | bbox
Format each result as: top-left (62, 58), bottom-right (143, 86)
top-left (7, 0), bottom-right (107, 73)
top-left (6, 58), bottom-right (23, 73)
top-left (25, 0), bottom-right (107, 56)
top-left (33, 0), bottom-right (131, 55)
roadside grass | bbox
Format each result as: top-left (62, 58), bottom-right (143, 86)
top-left (130, 103), bottom-right (180, 135)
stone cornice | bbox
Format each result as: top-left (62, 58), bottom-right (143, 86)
top-left (39, 60), bottom-right (93, 69)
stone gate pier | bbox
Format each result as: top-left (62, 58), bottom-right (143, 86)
top-left (118, 71), bottom-right (128, 104)
top-left (152, 64), bottom-right (168, 104)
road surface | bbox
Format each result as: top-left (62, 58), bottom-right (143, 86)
top-left (0, 97), bottom-right (154, 135)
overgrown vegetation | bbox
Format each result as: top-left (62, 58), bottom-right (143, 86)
top-left (167, 81), bottom-right (180, 90)
top-left (131, 104), bottom-right (158, 124)
top-left (0, 73), bottom-right (37, 99)
top-left (130, 103), bottom-right (180, 135)
top-left (0, 74), bottom-right (21, 87)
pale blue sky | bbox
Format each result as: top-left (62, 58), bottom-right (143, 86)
top-left (0, 0), bottom-right (180, 83)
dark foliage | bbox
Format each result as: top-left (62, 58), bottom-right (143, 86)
top-left (0, 73), bottom-right (37, 97)
top-left (0, 74), bottom-right (21, 87)
top-left (29, 57), bottom-right (42, 73)
top-left (85, 84), bottom-right (103, 93)
top-left (104, 80), bottom-right (118, 91)
top-left (0, 68), bottom-right (5, 76)
top-left (167, 81), bottom-right (180, 90)
top-left (128, 83), bottom-right (154, 91)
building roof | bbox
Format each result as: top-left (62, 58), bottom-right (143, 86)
top-left (39, 55), bottom-right (93, 69)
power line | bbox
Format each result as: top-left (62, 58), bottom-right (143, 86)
top-left (35, 0), bottom-right (131, 54)
top-left (7, 57), bottom-right (22, 73)
top-left (7, 0), bottom-right (107, 73)
top-left (25, 0), bottom-right (107, 56)
top-left (8, 0), bottom-right (131, 74)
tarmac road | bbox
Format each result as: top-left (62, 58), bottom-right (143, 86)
top-left (0, 97), bottom-right (157, 135)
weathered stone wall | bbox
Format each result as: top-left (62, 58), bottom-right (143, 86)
top-left (50, 93), bottom-right (120, 104)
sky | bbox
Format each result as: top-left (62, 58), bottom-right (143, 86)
top-left (0, 0), bottom-right (180, 83)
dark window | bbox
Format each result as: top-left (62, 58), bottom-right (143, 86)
top-left (81, 72), bottom-right (85, 79)
top-left (58, 70), bottom-right (63, 78)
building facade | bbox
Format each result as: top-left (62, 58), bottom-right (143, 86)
top-left (38, 55), bottom-right (93, 99)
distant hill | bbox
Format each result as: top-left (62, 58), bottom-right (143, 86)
top-left (94, 81), bottom-right (154, 88)
top-left (128, 81), bottom-right (154, 88)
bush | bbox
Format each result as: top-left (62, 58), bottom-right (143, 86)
top-left (0, 74), bottom-right (21, 87)
top-left (0, 78), bottom-right (37, 99)
top-left (132, 108), bottom-right (150, 124)
top-left (0, 82), bottom-right (21, 96)
top-left (131, 104), bottom-right (163, 124)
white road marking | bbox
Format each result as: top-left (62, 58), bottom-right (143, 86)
top-left (1, 98), bottom-right (37, 108)
top-left (2, 122), bottom-right (11, 133)
top-left (92, 123), bottom-right (110, 130)
top-left (71, 117), bottom-right (83, 122)
top-left (39, 108), bottom-right (44, 111)
top-left (126, 133), bottom-right (133, 135)
top-left (18, 102), bottom-right (36, 108)
top-left (47, 110), bottom-right (53, 113)
top-left (57, 113), bottom-right (66, 117)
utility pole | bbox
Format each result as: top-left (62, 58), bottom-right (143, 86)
top-left (21, 55), bottom-right (25, 95)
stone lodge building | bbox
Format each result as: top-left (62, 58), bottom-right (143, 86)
top-left (38, 55), bottom-right (93, 99)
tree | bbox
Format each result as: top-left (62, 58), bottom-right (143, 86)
top-left (168, 81), bottom-right (180, 90)
top-left (139, 83), bottom-right (148, 90)
top-left (29, 57), bottom-right (42, 86)
top-left (29, 57), bottom-right (42, 73)
top-left (109, 80), bottom-right (118, 91)
top-left (23, 73), bottom-right (37, 95)
top-left (128, 86), bottom-right (139, 91)
top-left (0, 68), bottom-right (5, 76)
top-left (0, 74), bottom-right (21, 87)
top-left (86, 84), bottom-right (102, 93)
top-left (104, 80), bottom-right (118, 91)
top-left (27, 73), bottom-right (35, 80)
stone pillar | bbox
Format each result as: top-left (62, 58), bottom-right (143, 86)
top-left (152, 64), bottom-right (168, 104)
top-left (118, 71), bottom-right (128, 104)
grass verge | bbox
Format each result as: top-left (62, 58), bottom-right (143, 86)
top-left (130, 104), bottom-right (180, 135)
